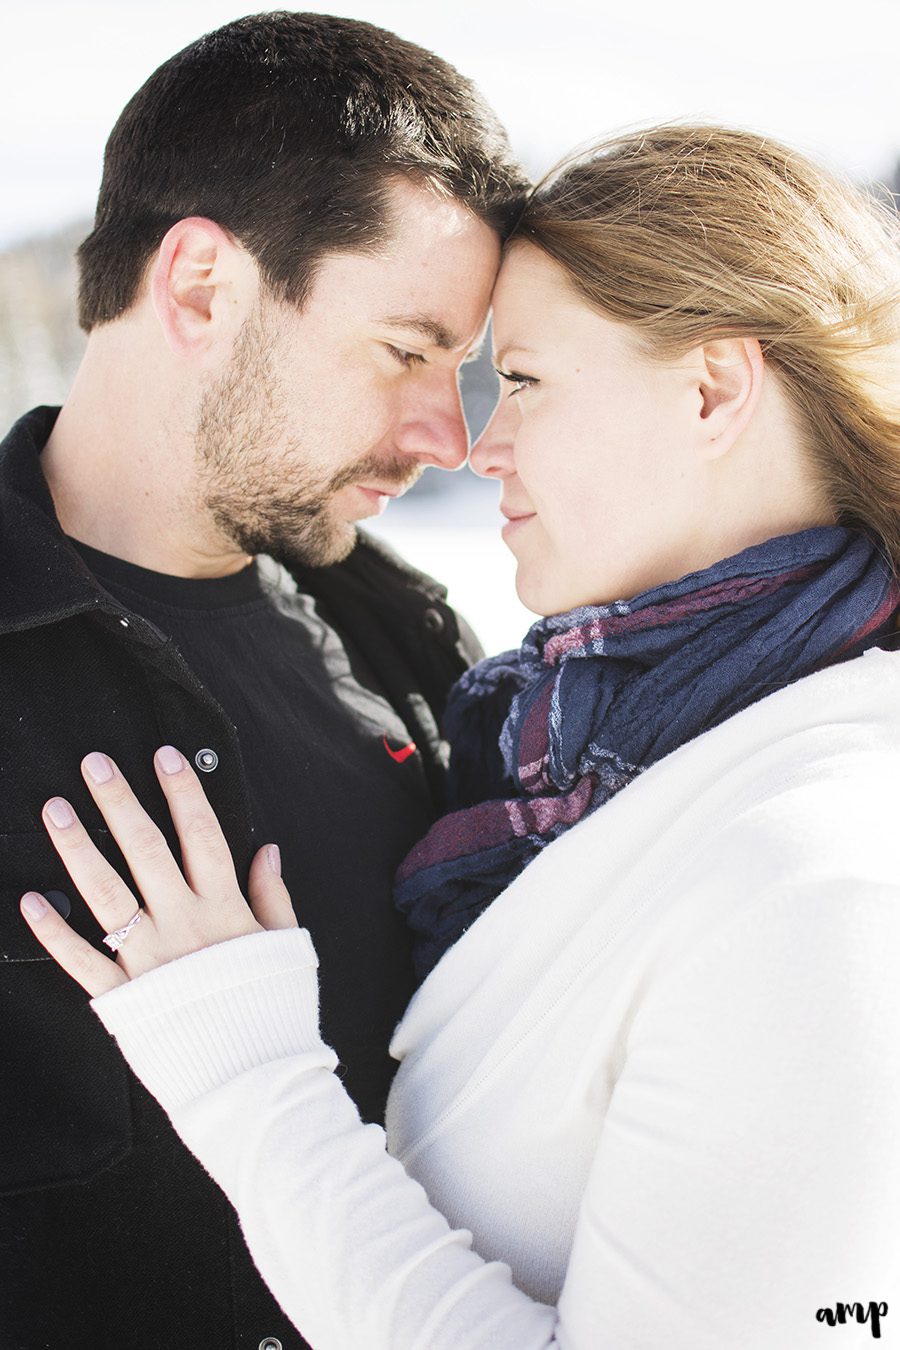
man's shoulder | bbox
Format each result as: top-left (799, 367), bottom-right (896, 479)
top-left (0, 406), bottom-right (59, 515)
top-left (0, 406), bottom-right (106, 633)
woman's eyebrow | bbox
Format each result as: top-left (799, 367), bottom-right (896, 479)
top-left (494, 345), bottom-right (537, 367)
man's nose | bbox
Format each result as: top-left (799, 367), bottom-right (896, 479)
top-left (469, 391), bottom-right (515, 479)
top-left (394, 371), bottom-right (470, 471)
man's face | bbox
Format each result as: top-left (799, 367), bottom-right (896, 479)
top-left (194, 178), bottom-right (501, 567)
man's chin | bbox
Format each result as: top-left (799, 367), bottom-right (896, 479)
top-left (284, 518), bottom-right (359, 569)
top-left (320, 519), bottom-right (360, 566)
top-left (224, 512), bottom-right (359, 571)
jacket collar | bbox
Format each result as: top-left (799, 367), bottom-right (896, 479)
top-left (0, 406), bottom-right (113, 636)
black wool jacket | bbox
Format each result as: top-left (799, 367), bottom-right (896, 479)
top-left (0, 406), bottom-right (480, 1350)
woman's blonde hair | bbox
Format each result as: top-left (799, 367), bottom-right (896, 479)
top-left (517, 123), bottom-right (900, 571)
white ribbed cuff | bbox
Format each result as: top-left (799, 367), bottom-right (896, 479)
top-left (91, 928), bottom-right (328, 1113)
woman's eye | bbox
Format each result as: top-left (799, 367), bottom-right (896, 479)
top-left (495, 368), bottom-right (538, 397)
top-left (386, 344), bottom-right (426, 368)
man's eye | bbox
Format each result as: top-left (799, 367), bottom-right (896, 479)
top-left (386, 344), bottom-right (427, 367)
top-left (495, 368), bottom-right (538, 397)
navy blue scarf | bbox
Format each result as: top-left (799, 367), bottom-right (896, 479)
top-left (395, 527), bottom-right (899, 981)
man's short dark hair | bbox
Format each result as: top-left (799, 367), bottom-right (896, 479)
top-left (76, 10), bottom-right (528, 331)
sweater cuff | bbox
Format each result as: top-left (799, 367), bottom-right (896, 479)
top-left (90, 928), bottom-right (328, 1113)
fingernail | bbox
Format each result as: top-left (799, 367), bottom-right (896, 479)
top-left (45, 797), bottom-right (75, 829)
top-left (156, 745), bottom-right (184, 775)
top-left (21, 892), bottom-right (49, 922)
top-left (83, 751), bottom-right (114, 785)
top-left (267, 844), bottom-right (281, 876)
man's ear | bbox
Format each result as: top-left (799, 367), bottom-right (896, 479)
top-left (149, 218), bottom-right (251, 356)
top-left (696, 337), bottom-right (764, 457)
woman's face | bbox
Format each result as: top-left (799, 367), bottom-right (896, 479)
top-left (470, 243), bottom-right (716, 615)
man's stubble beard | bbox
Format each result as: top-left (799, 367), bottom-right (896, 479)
top-left (194, 300), bottom-right (422, 569)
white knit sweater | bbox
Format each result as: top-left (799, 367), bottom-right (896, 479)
top-left (93, 647), bottom-right (900, 1349)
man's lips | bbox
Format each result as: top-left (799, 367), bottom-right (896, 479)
top-left (353, 484), bottom-right (408, 513)
top-left (356, 485), bottom-right (402, 499)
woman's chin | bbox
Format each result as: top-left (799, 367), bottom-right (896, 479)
top-left (512, 552), bottom-right (604, 615)
top-left (514, 568), bottom-right (564, 619)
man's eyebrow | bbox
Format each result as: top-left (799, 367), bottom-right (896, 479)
top-left (378, 314), bottom-right (461, 351)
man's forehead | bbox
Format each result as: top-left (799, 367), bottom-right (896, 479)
top-left (302, 196), bottom-right (499, 350)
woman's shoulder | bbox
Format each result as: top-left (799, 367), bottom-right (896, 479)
top-left (620, 646), bottom-right (900, 846)
top-left (598, 647), bottom-right (900, 983)
top-left (749, 644), bottom-right (900, 747)
top-left (538, 647), bottom-right (900, 882)
top-left (522, 646), bottom-right (899, 981)
top-left (697, 642), bottom-right (897, 759)
top-left (683, 646), bottom-right (899, 849)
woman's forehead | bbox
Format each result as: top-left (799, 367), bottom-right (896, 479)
top-left (491, 244), bottom-right (581, 329)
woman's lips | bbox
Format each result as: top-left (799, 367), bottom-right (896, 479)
top-left (500, 506), bottom-right (536, 540)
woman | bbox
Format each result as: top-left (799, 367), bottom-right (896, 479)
top-left (20, 125), bottom-right (900, 1347)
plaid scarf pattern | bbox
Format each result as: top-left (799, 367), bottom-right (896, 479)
top-left (395, 527), bottom-right (900, 981)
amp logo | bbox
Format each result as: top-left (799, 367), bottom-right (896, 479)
top-left (816, 1302), bottom-right (888, 1339)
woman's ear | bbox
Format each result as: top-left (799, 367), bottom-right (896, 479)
top-left (696, 337), bottom-right (764, 457)
top-left (149, 217), bottom-right (252, 357)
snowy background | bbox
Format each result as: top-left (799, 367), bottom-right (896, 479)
top-left (1, 0), bottom-right (897, 652)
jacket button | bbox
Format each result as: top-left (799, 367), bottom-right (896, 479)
top-left (423, 606), bottom-right (445, 635)
top-left (194, 748), bottom-right (219, 773)
top-left (259, 1340), bottom-right (283, 1350)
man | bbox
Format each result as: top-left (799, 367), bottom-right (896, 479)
top-left (0, 13), bottom-right (527, 1348)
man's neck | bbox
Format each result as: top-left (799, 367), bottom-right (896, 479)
top-left (42, 342), bottom-right (252, 580)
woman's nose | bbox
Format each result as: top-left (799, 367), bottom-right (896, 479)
top-left (469, 394), bottom-right (515, 479)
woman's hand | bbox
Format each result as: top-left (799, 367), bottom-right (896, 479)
top-left (19, 746), bottom-right (298, 997)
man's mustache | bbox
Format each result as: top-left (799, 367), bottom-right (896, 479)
top-left (329, 453), bottom-right (424, 496)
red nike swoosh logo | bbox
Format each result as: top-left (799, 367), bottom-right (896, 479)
top-left (383, 734), bottom-right (417, 764)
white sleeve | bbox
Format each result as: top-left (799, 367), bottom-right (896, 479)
top-left (91, 929), bottom-right (558, 1350)
top-left (91, 881), bottom-right (900, 1350)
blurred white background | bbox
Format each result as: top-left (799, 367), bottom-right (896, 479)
top-left (2, 0), bottom-right (898, 247)
top-left (1, 0), bottom-right (897, 651)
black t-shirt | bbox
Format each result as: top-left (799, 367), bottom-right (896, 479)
top-left (70, 539), bottom-right (432, 1122)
